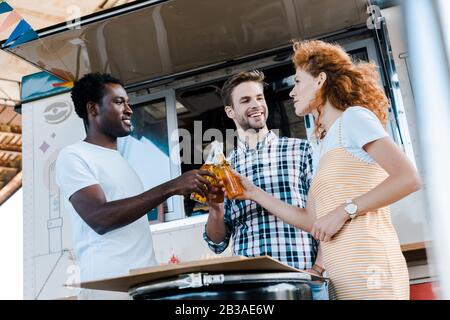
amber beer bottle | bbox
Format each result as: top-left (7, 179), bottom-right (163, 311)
top-left (190, 142), bottom-right (224, 204)
top-left (190, 163), bottom-right (223, 204)
top-left (217, 159), bottom-right (243, 200)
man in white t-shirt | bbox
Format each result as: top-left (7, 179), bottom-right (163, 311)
top-left (55, 73), bottom-right (214, 283)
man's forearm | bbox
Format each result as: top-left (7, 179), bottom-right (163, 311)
top-left (92, 179), bottom-right (177, 234)
top-left (205, 207), bottom-right (227, 244)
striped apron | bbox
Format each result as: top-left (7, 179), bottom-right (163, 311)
top-left (310, 118), bottom-right (409, 300)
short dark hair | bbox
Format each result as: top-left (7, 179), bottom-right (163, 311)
top-left (71, 73), bottom-right (124, 122)
top-left (220, 70), bottom-right (266, 107)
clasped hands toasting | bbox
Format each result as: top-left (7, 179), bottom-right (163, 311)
top-left (199, 168), bottom-right (348, 243)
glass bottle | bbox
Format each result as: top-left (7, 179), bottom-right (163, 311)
top-left (190, 142), bottom-right (223, 203)
top-left (217, 158), bottom-right (243, 200)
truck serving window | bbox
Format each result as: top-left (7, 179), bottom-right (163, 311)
top-left (175, 63), bottom-right (309, 217)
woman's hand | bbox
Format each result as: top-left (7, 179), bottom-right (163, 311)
top-left (305, 267), bottom-right (322, 277)
top-left (229, 168), bottom-right (260, 201)
top-left (311, 205), bottom-right (349, 242)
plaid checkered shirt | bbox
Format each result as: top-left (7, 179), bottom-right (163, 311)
top-left (203, 131), bottom-right (317, 270)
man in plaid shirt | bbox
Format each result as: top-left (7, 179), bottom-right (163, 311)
top-left (203, 70), bottom-right (321, 274)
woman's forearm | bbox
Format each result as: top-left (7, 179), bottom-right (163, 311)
top-left (353, 173), bottom-right (421, 217)
top-left (354, 137), bottom-right (422, 217)
top-left (251, 188), bottom-right (314, 232)
top-left (205, 203), bottom-right (227, 244)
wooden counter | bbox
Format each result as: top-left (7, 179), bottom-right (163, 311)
top-left (401, 241), bottom-right (429, 263)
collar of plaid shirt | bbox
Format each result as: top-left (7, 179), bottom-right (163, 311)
top-left (236, 130), bottom-right (278, 153)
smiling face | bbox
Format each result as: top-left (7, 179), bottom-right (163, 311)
top-left (94, 83), bottom-right (133, 138)
top-left (289, 68), bottom-right (325, 117)
top-left (225, 81), bottom-right (268, 132)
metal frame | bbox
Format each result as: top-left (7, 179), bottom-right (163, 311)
top-left (404, 0), bottom-right (450, 299)
top-left (128, 272), bottom-right (315, 298)
top-left (130, 89), bottom-right (184, 221)
top-left (370, 16), bottom-right (417, 166)
top-left (0, 0), bottom-right (169, 45)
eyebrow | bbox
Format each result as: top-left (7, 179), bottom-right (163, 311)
top-left (239, 94), bottom-right (264, 101)
top-left (113, 96), bottom-right (129, 101)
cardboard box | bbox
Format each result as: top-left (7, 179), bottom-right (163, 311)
top-left (73, 255), bottom-right (322, 293)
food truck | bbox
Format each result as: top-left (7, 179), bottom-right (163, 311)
top-left (2, 0), bottom-right (434, 299)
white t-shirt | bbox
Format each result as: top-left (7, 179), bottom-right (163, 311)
top-left (55, 141), bottom-right (157, 282)
top-left (312, 106), bottom-right (388, 171)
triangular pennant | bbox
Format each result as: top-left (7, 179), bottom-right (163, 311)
top-left (0, 1), bottom-right (13, 15)
top-left (8, 27), bottom-right (38, 48)
top-left (0, 10), bottom-right (20, 34)
top-left (2, 18), bottom-right (31, 47)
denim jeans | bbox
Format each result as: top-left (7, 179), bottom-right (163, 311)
top-left (309, 281), bottom-right (330, 300)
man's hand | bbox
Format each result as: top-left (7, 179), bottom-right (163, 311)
top-left (171, 169), bottom-right (216, 197)
top-left (311, 205), bottom-right (349, 242)
top-left (208, 199), bottom-right (224, 218)
top-left (207, 181), bottom-right (225, 204)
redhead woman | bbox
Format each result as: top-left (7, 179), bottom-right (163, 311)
top-left (233, 40), bottom-right (421, 299)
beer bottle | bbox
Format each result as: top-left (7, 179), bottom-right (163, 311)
top-left (216, 155), bottom-right (243, 200)
top-left (190, 142), bottom-right (223, 203)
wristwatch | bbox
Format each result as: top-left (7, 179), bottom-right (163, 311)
top-left (344, 199), bottom-right (358, 219)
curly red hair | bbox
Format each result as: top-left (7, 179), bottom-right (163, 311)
top-left (292, 40), bottom-right (389, 139)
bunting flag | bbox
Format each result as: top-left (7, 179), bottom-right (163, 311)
top-left (0, 1), bottom-right (13, 15)
top-left (1, 1), bottom-right (38, 49)
top-left (0, 9), bottom-right (20, 33)
top-left (2, 18), bottom-right (38, 48)
top-left (1, 1), bottom-right (74, 86)
top-left (8, 27), bottom-right (38, 48)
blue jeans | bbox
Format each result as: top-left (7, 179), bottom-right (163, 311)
top-left (309, 281), bottom-right (330, 300)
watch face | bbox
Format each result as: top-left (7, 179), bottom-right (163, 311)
top-left (346, 203), bottom-right (357, 214)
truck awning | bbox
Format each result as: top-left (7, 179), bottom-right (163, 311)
top-left (3, 0), bottom-right (368, 86)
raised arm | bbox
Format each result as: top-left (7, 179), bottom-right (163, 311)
top-left (351, 137), bottom-right (421, 214)
top-left (70, 169), bottom-right (215, 235)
